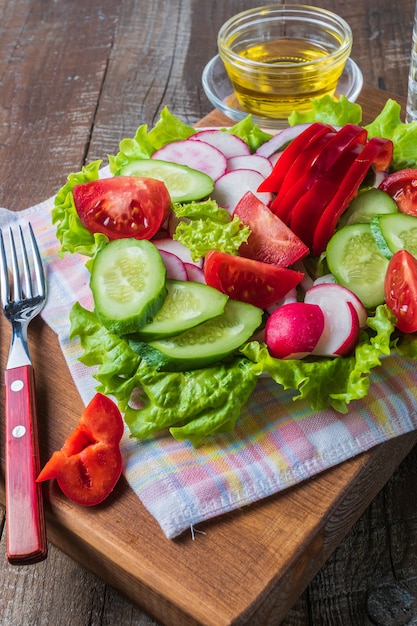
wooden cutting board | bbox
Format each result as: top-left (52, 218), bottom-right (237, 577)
top-left (1, 84), bottom-right (416, 626)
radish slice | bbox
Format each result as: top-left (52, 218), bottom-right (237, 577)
top-left (184, 263), bottom-right (206, 283)
top-left (255, 124), bottom-right (311, 158)
top-left (304, 285), bottom-right (362, 356)
top-left (305, 283), bottom-right (367, 328)
top-left (189, 129), bottom-right (250, 158)
top-left (152, 140), bottom-right (227, 181)
top-left (159, 249), bottom-right (188, 281)
top-left (153, 237), bottom-right (203, 267)
top-left (227, 154), bottom-right (273, 178)
top-left (265, 302), bottom-right (325, 359)
top-left (211, 169), bottom-right (272, 213)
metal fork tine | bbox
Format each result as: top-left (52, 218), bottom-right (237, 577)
top-left (28, 223), bottom-right (46, 298)
top-left (18, 225), bottom-right (33, 299)
top-left (0, 229), bottom-right (10, 308)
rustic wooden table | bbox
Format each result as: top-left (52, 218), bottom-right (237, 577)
top-left (1, 1), bottom-right (417, 624)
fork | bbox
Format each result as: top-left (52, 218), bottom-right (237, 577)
top-left (0, 223), bottom-right (47, 564)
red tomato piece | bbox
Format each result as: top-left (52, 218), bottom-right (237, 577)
top-left (204, 250), bottom-right (304, 308)
top-left (258, 122), bottom-right (333, 197)
top-left (73, 176), bottom-right (171, 240)
top-left (312, 136), bottom-right (393, 256)
top-left (37, 393), bottom-right (124, 506)
top-left (384, 249), bottom-right (417, 333)
top-left (379, 169), bottom-right (417, 216)
top-left (232, 191), bottom-right (309, 267)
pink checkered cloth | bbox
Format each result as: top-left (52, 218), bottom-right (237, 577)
top-left (2, 200), bottom-right (417, 539)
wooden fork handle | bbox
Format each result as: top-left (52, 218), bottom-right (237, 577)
top-left (5, 364), bottom-right (47, 564)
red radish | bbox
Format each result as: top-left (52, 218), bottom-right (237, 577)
top-left (265, 302), bottom-right (325, 359)
top-left (211, 169), bottom-right (272, 214)
top-left (153, 237), bottom-right (203, 267)
top-left (152, 140), bottom-right (227, 181)
top-left (227, 154), bottom-right (273, 178)
top-left (158, 249), bottom-right (188, 281)
top-left (184, 263), bottom-right (206, 283)
top-left (304, 285), bottom-right (361, 356)
top-left (188, 129), bottom-right (250, 158)
top-left (255, 124), bottom-right (311, 158)
top-left (305, 283), bottom-right (367, 328)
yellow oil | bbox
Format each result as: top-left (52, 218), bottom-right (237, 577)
top-left (224, 38), bottom-right (346, 119)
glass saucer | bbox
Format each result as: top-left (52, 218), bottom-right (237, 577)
top-left (202, 55), bottom-right (364, 130)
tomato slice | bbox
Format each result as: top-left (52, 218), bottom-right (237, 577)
top-left (232, 191), bottom-right (309, 267)
top-left (379, 169), bottom-right (417, 216)
top-left (204, 250), bottom-right (304, 309)
top-left (73, 176), bottom-right (171, 240)
top-left (384, 249), bottom-right (417, 333)
top-left (37, 393), bottom-right (124, 506)
top-left (312, 136), bottom-right (394, 256)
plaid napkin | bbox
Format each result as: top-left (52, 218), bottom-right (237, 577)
top-left (2, 200), bottom-right (417, 539)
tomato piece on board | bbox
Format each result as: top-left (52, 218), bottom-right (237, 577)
top-left (73, 176), bottom-right (171, 240)
top-left (232, 191), bottom-right (309, 267)
top-left (204, 250), bottom-right (304, 308)
top-left (37, 393), bottom-right (124, 506)
top-left (312, 136), bottom-right (394, 256)
top-left (384, 249), bottom-right (417, 333)
top-left (379, 169), bottom-right (417, 216)
top-left (258, 122), bottom-right (333, 196)
top-left (278, 124), bottom-right (368, 235)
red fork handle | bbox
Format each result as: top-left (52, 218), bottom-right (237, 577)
top-left (5, 364), bottom-right (47, 564)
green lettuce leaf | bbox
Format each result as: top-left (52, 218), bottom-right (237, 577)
top-left (288, 95), bottom-right (362, 127)
top-left (224, 116), bottom-right (273, 152)
top-left (173, 199), bottom-right (230, 223)
top-left (52, 160), bottom-right (109, 258)
top-left (364, 99), bottom-right (417, 170)
top-left (69, 302), bottom-right (258, 446)
top-left (174, 214), bottom-right (250, 261)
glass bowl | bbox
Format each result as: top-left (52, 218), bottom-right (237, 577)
top-left (202, 54), bottom-right (363, 130)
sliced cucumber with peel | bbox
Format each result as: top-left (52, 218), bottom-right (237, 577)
top-left (131, 299), bottom-right (263, 371)
top-left (90, 238), bottom-right (167, 334)
top-left (326, 223), bottom-right (389, 309)
top-left (135, 279), bottom-right (228, 340)
top-left (339, 188), bottom-right (398, 227)
top-left (116, 158), bottom-right (214, 202)
top-left (375, 212), bottom-right (417, 258)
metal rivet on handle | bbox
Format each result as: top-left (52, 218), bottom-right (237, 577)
top-left (12, 425), bottom-right (26, 438)
top-left (11, 380), bottom-right (24, 392)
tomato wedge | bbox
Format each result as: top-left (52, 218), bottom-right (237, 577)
top-left (384, 249), bottom-right (417, 333)
top-left (73, 176), bottom-right (171, 240)
top-left (37, 393), bottom-right (124, 506)
top-left (204, 250), bottom-right (304, 308)
top-left (379, 169), bottom-right (417, 216)
top-left (232, 191), bottom-right (309, 267)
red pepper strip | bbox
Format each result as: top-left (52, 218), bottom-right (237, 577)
top-left (312, 136), bottom-right (394, 256)
top-left (289, 128), bottom-right (368, 248)
top-left (269, 129), bottom-right (336, 223)
top-left (272, 124), bottom-right (367, 226)
top-left (37, 393), bottom-right (124, 506)
top-left (258, 122), bottom-right (333, 195)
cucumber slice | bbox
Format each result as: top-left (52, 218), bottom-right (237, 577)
top-left (116, 159), bottom-right (214, 203)
top-left (135, 279), bottom-right (228, 340)
top-left (90, 238), bottom-right (167, 334)
top-left (369, 217), bottom-right (394, 259)
top-left (131, 299), bottom-right (263, 371)
top-left (326, 223), bottom-right (389, 309)
top-left (339, 188), bottom-right (398, 227)
top-left (377, 212), bottom-right (417, 257)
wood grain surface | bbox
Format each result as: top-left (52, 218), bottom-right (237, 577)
top-left (1, 1), bottom-right (417, 625)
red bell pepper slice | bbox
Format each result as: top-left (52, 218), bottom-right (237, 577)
top-left (274, 124), bottom-right (368, 227)
top-left (37, 393), bottom-right (124, 506)
top-left (258, 122), bottom-right (333, 198)
top-left (312, 136), bottom-right (394, 256)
